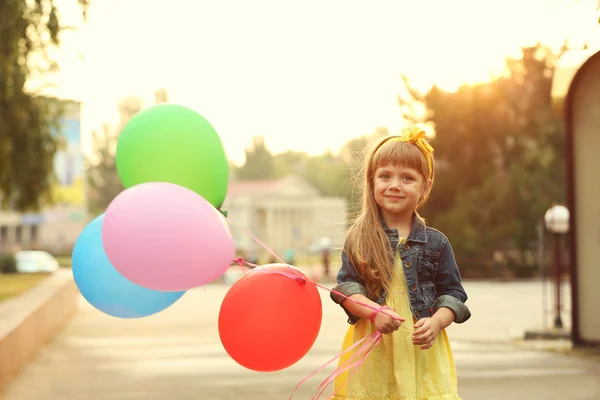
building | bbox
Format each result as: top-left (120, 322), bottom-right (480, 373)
top-left (0, 100), bottom-right (88, 255)
top-left (552, 48), bottom-right (600, 346)
top-left (221, 175), bottom-right (347, 261)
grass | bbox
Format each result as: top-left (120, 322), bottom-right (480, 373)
top-left (55, 256), bottom-right (72, 268)
top-left (0, 273), bottom-right (50, 303)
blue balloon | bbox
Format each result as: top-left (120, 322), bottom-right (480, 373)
top-left (72, 214), bottom-right (186, 318)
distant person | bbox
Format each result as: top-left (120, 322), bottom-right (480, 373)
top-left (318, 235), bottom-right (332, 280)
top-left (321, 247), bottom-right (330, 280)
top-left (329, 128), bottom-right (471, 399)
top-left (284, 248), bottom-right (295, 266)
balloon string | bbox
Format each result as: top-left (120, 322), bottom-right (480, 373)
top-left (310, 332), bottom-right (382, 400)
top-left (226, 216), bottom-right (305, 281)
top-left (229, 263), bottom-right (383, 400)
top-left (294, 331), bottom-right (381, 400)
top-left (231, 260), bottom-right (399, 320)
top-left (287, 330), bottom-right (373, 399)
top-left (224, 216), bottom-right (403, 399)
top-left (225, 217), bottom-right (401, 320)
top-left (234, 259), bottom-right (308, 285)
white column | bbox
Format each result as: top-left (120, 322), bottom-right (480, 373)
top-left (272, 208), bottom-right (279, 255)
top-left (287, 208), bottom-right (293, 251)
top-left (266, 207), bottom-right (275, 257)
top-left (241, 198), bottom-right (253, 252)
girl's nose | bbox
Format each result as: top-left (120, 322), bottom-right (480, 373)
top-left (389, 179), bottom-right (402, 189)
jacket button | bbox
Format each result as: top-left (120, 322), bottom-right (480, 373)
top-left (410, 283), bottom-right (417, 291)
top-left (404, 244), bottom-right (410, 250)
top-left (404, 261), bottom-right (412, 268)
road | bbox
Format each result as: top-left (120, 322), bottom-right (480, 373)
top-left (2, 280), bottom-right (599, 400)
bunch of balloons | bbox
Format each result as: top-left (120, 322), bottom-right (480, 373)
top-left (72, 103), bottom-right (323, 375)
top-left (72, 103), bottom-right (234, 318)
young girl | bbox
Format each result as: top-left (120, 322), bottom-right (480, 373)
top-left (330, 128), bottom-right (471, 400)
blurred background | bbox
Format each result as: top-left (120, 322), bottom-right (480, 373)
top-left (2, 0), bottom-right (598, 276)
top-left (1, 1), bottom-right (600, 399)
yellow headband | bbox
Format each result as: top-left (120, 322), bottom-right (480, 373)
top-left (376, 127), bottom-right (434, 180)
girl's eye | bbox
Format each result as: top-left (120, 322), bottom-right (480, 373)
top-left (380, 174), bottom-right (390, 179)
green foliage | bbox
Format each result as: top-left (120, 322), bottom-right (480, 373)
top-left (403, 45), bottom-right (566, 277)
top-left (0, 253), bottom-right (18, 274)
top-left (236, 136), bottom-right (275, 181)
top-left (0, 0), bottom-right (89, 211)
top-left (86, 91), bottom-right (168, 214)
top-left (235, 45), bottom-right (565, 278)
top-left (236, 129), bottom-right (388, 225)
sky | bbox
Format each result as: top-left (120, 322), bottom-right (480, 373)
top-left (46, 0), bottom-right (600, 165)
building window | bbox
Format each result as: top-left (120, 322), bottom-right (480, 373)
top-left (15, 225), bottom-right (23, 243)
top-left (31, 225), bottom-right (39, 243)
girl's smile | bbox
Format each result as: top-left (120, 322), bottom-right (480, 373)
top-left (373, 164), bottom-right (430, 219)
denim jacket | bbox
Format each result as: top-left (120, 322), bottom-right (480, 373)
top-left (330, 214), bottom-right (471, 325)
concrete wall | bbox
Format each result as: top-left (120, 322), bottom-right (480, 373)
top-left (571, 53), bottom-right (600, 344)
top-left (0, 270), bottom-right (79, 395)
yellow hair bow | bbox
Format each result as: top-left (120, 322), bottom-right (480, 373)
top-left (380, 127), bottom-right (434, 180)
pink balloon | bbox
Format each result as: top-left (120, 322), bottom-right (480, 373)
top-left (102, 182), bottom-right (235, 291)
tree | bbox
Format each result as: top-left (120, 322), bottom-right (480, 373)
top-left (236, 136), bottom-right (275, 180)
top-left (399, 45), bottom-right (566, 277)
top-left (303, 151), bottom-right (350, 198)
top-left (235, 135), bottom-right (356, 224)
top-left (271, 128), bottom-right (388, 222)
top-left (272, 150), bottom-right (309, 179)
top-left (87, 89), bottom-right (169, 214)
top-left (0, 0), bottom-right (89, 211)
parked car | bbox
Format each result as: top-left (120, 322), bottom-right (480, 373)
top-left (15, 251), bottom-right (59, 273)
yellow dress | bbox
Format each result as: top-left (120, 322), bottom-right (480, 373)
top-left (331, 239), bottom-right (461, 400)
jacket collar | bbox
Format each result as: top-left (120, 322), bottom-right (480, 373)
top-left (380, 212), bottom-right (427, 244)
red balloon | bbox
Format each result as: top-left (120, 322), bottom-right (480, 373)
top-left (219, 264), bottom-right (322, 372)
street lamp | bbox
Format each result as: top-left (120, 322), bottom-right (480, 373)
top-left (544, 204), bottom-right (570, 329)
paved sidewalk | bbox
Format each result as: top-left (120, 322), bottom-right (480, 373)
top-left (2, 281), bottom-right (599, 400)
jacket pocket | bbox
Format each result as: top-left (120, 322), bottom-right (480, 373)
top-left (417, 256), bottom-right (438, 281)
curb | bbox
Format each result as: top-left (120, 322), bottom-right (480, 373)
top-left (0, 269), bottom-right (79, 395)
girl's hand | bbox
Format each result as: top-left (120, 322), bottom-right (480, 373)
top-left (412, 318), bottom-right (441, 349)
top-left (374, 308), bottom-right (405, 334)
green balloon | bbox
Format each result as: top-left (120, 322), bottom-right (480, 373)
top-left (116, 103), bottom-right (229, 208)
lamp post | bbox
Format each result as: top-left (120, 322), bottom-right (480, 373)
top-left (544, 204), bottom-right (570, 329)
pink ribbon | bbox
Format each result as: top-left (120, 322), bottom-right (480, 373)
top-left (307, 331), bottom-right (382, 400)
top-left (225, 216), bottom-right (402, 399)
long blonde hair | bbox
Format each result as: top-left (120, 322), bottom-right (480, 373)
top-left (344, 135), bottom-right (435, 299)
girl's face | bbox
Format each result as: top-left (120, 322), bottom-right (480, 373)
top-left (373, 163), bottom-right (431, 219)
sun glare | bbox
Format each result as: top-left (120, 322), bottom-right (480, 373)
top-left (46, 0), bottom-right (600, 163)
